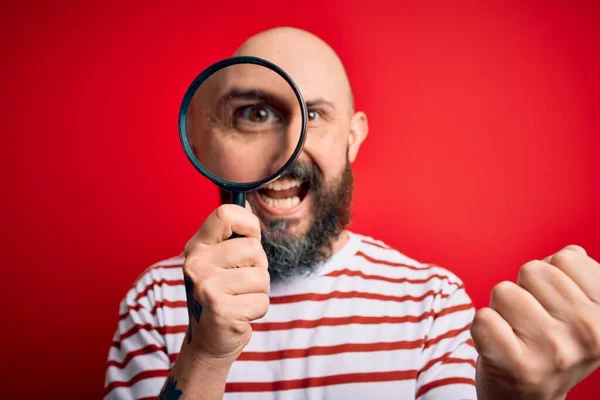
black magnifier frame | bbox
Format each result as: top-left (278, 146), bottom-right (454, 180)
top-left (178, 56), bottom-right (308, 207)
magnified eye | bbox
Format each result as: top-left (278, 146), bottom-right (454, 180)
top-left (236, 104), bottom-right (281, 124)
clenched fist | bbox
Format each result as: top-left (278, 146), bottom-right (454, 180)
top-left (471, 245), bottom-right (600, 400)
top-left (182, 202), bottom-right (270, 365)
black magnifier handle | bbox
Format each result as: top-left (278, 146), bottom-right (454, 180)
top-left (228, 191), bottom-right (246, 239)
top-left (229, 191), bottom-right (246, 208)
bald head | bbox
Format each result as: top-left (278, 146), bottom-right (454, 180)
top-left (233, 27), bottom-right (354, 115)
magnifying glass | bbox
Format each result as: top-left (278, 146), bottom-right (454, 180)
top-left (178, 57), bottom-right (307, 338)
top-left (179, 56), bottom-right (308, 211)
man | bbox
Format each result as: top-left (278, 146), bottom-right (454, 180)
top-left (105, 27), bottom-right (600, 399)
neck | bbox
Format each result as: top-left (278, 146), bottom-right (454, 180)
top-left (329, 230), bottom-right (350, 257)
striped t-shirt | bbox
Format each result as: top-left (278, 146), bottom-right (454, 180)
top-left (105, 231), bottom-right (478, 399)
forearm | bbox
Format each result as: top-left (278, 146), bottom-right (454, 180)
top-left (159, 338), bottom-right (233, 400)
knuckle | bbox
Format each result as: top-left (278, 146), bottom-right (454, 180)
top-left (183, 231), bottom-right (209, 255)
top-left (260, 249), bottom-right (269, 269)
top-left (182, 251), bottom-right (209, 278)
top-left (184, 237), bottom-right (207, 258)
top-left (547, 336), bottom-right (577, 372)
top-left (256, 268), bottom-right (271, 293)
top-left (551, 248), bottom-right (578, 266)
top-left (491, 281), bottom-right (513, 303)
top-left (518, 260), bottom-right (546, 284)
top-left (244, 268), bottom-right (270, 293)
top-left (250, 212), bottom-right (261, 231)
top-left (214, 205), bottom-right (232, 224)
top-left (262, 267), bottom-right (271, 285)
top-left (245, 237), bottom-right (262, 257)
top-left (257, 293), bottom-right (270, 317)
top-left (472, 308), bottom-right (493, 331)
top-left (182, 259), bottom-right (196, 279)
top-left (564, 244), bottom-right (586, 255)
top-left (230, 320), bottom-right (248, 334)
top-left (470, 308), bottom-right (501, 356)
top-left (184, 238), bottom-right (194, 257)
top-left (196, 278), bottom-right (219, 305)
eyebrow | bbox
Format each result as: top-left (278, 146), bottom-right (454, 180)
top-left (218, 88), bottom-right (337, 112)
top-left (220, 87), bottom-right (285, 105)
top-left (305, 98), bottom-right (336, 111)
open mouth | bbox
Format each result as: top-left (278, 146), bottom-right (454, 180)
top-left (257, 178), bottom-right (310, 211)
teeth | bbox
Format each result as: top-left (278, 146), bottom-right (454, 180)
top-left (260, 195), bottom-right (301, 209)
top-left (265, 179), bottom-right (301, 191)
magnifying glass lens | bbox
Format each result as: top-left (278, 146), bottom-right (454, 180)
top-left (185, 63), bottom-right (303, 184)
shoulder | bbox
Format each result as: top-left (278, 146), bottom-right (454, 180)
top-left (348, 231), bottom-right (465, 288)
top-left (120, 254), bottom-right (185, 310)
top-left (348, 231), bottom-right (475, 328)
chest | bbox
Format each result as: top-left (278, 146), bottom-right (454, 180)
top-left (222, 296), bottom-right (430, 400)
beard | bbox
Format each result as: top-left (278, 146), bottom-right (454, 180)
top-left (220, 157), bottom-right (354, 283)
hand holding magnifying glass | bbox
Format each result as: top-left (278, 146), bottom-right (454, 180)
top-left (177, 57), bottom-right (307, 359)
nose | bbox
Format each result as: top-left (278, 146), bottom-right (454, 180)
top-left (261, 121), bottom-right (301, 178)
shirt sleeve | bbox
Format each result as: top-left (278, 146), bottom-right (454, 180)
top-left (104, 270), bottom-right (172, 400)
top-left (414, 270), bottom-right (479, 400)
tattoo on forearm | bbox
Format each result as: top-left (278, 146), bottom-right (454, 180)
top-left (184, 275), bottom-right (202, 344)
top-left (158, 374), bottom-right (183, 399)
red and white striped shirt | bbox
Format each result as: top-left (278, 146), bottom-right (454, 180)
top-left (105, 231), bottom-right (478, 399)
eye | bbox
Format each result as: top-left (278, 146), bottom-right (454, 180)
top-left (307, 109), bottom-right (321, 121)
top-left (236, 105), bottom-right (280, 124)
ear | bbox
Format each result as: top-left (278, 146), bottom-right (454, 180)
top-left (347, 111), bottom-right (369, 163)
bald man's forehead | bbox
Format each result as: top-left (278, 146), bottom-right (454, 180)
top-left (233, 28), bottom-right (354, 114)
top-left (289, 64), bottom-right (352, 115)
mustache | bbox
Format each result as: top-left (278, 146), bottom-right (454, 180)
top-left (278, 160), bottom-right (322, 188)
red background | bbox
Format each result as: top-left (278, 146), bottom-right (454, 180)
top-left (1, 1), bottom-right (598, 398)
